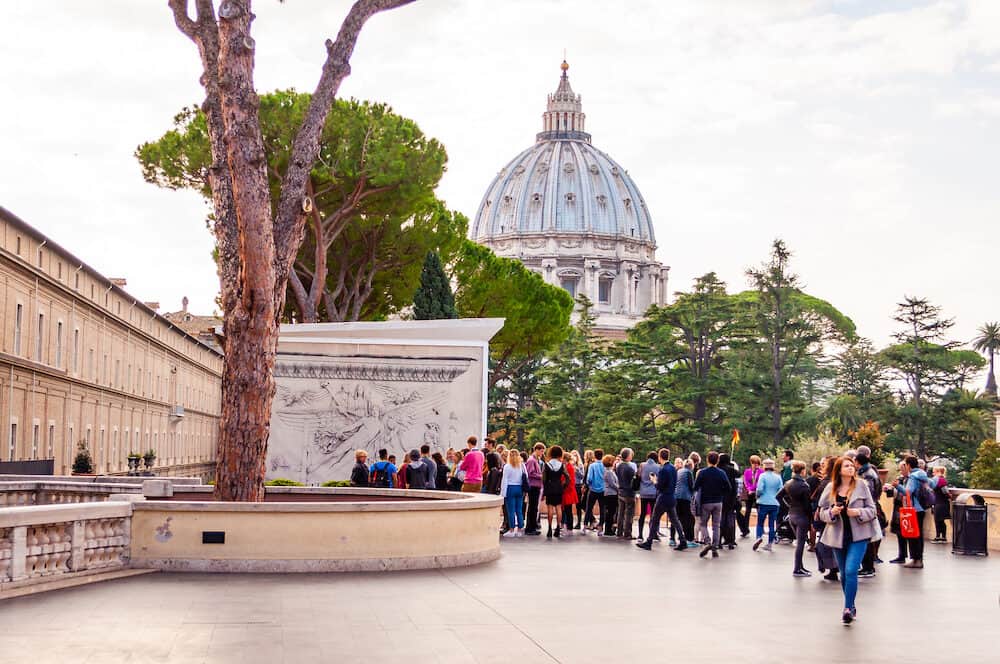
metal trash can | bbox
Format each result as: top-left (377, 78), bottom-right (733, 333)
top-left (952, 493), bottom-right (988, 556)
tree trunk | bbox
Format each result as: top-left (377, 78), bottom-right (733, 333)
top-left (168, 0), bottom-right (415, 501)
top-left (986, 352), bottom-right (997, 398)
top-left (214, 314), bottom-right (277, 501)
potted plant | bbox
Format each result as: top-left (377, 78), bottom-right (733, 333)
top-left (143, 448), bottom-right (157, 474)
top-left (127, 451), bottom-right (142, 475)
top-left (71, 442), bottom-right (95, 476)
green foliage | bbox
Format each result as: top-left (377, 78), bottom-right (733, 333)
top-left (321, 480), bottom-right (352, 487)
top-left (734, 240), bottom-right (854, 448)
top-left (969, 439), bottom-right (1000, 490)
top-left (453, 240), bottom-right (573, 388)
top-left (137, 90), bottom-right (462, 322)
top-left (527, 297), bottom-right (604, 456)
top-left (264, 478), bottom-right (306, 486)
top-left (787, 431), bottom-right (853, 467)
top-left (72, 443), bottom-right (94, 474)
top-left (412, 251), bottom-right (457, 319)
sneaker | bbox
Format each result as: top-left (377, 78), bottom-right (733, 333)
top-left (752, 537), bottom-right (763, 551)
top-left (793, 569), bottom-right (812, 578)
top-left (711, 549), bottom-right (719, 559)
top-left (850, 607), bottom-right (857, 620)
top-left (762, 543), bottom-right (773, 552)
top-left (515, 529), bottom-right (524, 537)
top-left (857, 570), bottom-right (876, 578)
top-left (687, 542), bottom-right (699, 549)
top-left (740, 532), bottom-right (750, 539)
top-left (668, 539), bottom-right (677, 547)
top-left (823, 571), bottom-right (839, 581)
top-left (502, 530), bottom-right (517, 538)
top-left (888, 557), bottom-right (906, 564)
top-left (525, 530), bottom-right (540, 536)
top-left (674, 542), bottom-right (687, 551)
top-left (635, 541), bottom-right (652, 551)
top-left (842, 609), bottom-right (853, 625)
top-left (874, 556), bottom-right (884, 564)
top-left (699, 545), bottom-right (712, 558)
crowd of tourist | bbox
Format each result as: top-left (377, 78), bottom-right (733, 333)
top-left (349, 435), bottom-right (952, 625)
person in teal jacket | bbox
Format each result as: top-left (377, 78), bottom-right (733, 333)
top-left (894, 456), bottom-right (931, 568)
top-left (753, 459), bottom-right (784, 552)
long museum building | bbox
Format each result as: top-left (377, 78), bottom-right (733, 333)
top-left (0, 206), bottom-right (222, 477)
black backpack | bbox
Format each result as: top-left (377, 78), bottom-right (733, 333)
top-left (371, 461), bottom-right (392, 488)
top-left (543, 463), bottom-right (568, 495)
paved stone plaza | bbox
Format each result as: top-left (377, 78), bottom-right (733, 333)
top-left (1, 535), bottom-right (997, 663)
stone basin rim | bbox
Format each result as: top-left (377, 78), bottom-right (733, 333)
top-left (134, 487), bottom-right (503, 512)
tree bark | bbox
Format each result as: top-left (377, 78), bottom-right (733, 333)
top-left (168, 0), bottom-right (415, 501)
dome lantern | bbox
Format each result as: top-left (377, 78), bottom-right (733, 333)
top-left (538, 60), bottom-right (590, 143)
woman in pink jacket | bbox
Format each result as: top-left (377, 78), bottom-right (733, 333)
top-left (738, 455), bottom-right (763, 538)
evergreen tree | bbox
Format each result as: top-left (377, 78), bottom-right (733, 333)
top-left (970, 439), bottom-right (1000, 490)
top-left (412, 251), bottom-right (457, 320)
top-left (528, 297), bottom-right (605, 456)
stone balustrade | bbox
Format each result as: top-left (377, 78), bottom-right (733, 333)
top-left (0, 502), bottom-right (131, 592)
top-left (0, 481), bottom-right (133, 507)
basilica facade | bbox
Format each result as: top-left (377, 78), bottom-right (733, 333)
top-left (470, 61), bottom-right (668, 336)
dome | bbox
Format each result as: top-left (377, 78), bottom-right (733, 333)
top-left (470, 62), bottom-right (656, 246)
top-left (468, 61), bottom-right (669, 335)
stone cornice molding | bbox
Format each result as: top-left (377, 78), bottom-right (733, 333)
top-left (274, 355), bottom-right (473, 383)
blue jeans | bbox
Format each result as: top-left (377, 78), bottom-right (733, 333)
top-left (833, 539), bottom-right (868, 610)
top-left (756, 504), bottom-right (779, 542)
top-left (505, 487), bottom-right (525, 529)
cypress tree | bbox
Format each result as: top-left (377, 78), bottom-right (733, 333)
top-left (413, 251), bottom-right (457, 319)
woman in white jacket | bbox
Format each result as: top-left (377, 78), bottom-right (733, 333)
top-left (500, 450), bottom-right (527, 537)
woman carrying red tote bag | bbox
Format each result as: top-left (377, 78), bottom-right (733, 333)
top-left (899, 490), bottom-right (919, 539)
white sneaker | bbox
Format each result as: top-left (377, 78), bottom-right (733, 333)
top-left (763, 543), bottom-right (773, 552)
top-left (502, 530), bottom-right (517, 538)
top-left (515, 529), bottom-right (524, 537)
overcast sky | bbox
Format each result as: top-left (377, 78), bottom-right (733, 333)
top-left (1, 0), bottom-right (997, 361)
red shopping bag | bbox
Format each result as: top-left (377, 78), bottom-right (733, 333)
top-left (899, 490), bottom-right (919, 538)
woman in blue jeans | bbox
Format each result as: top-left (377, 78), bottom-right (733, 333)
top-left (500, 450), bottom-right (527, 537)
top-left (753, 459), bottom-right (782, 551)
top-left (817, 456), bottom-right (878, 624)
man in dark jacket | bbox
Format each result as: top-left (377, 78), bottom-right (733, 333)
top-left (693, 451), bottom-right (733, 558)
top-left (718, 453), bottom-right (740, 549)
top-left (636, 448), bottom-right (687, 552)
top-left (777, 460), bottom-right (813, 576)
top-left (615, 448), bottom-right (637, 538)
top-left (855, 451), bottom-right (883, 577)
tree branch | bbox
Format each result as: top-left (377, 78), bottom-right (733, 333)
top-left (271, 0), bottom-right (416, 305)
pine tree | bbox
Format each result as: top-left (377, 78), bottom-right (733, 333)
top-left (412, 251), bottom-right (457, 320)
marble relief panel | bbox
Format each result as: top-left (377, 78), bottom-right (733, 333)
top-left (268, 354), bottom-right (475, 485)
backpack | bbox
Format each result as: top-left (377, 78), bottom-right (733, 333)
top-left (543, 463), bottom-right (568, 495)
top-left (917, 476), bottom-right (936, 509)
top-left (371, 461), bottom-right (392, 488)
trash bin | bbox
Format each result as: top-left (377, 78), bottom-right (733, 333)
top-left (951, 493), bottom-right (988, 556)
